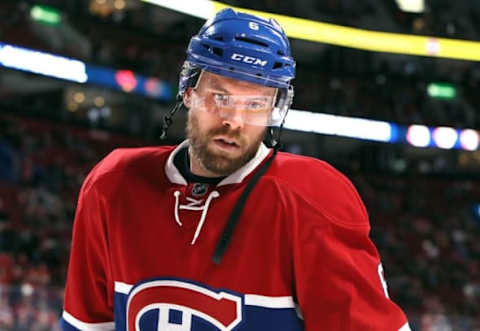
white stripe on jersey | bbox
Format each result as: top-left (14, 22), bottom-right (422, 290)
top-left (399, 322), bottom-right (412, 331)
top-left (114, 281), bottom-right (296, 309)
top-left (62, 311), bottom-right (115, 330)
top-left (244, 294), bottom-right (295, 308)
top-left (115, 281), bottom-right (133, 294)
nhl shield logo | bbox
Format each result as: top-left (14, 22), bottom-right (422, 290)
top-left (126, 279), bottom-right (243, 331)
top-left (191, 183), bottom-right (209, 197)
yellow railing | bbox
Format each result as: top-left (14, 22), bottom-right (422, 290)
top-left (143, 0), bottom-right (480, 62)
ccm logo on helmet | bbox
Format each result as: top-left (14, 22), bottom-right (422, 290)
top-left (231, 53), bottom-right (268, 67)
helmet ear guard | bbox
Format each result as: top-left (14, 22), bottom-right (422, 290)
top-left (271, 85), bottom-right (294, 127)
top-left (178, 61), bottom-right (202, 99)
top-left (264, 85), bottom-right (293, 147)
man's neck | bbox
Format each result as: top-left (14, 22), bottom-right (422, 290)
top-left (173, 147), bottom-right (225, 184)
top-left (188, 148), bottom-right (224, 178)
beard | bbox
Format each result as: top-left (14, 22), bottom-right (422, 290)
top-left (186, 112), bottom-right (265, 176)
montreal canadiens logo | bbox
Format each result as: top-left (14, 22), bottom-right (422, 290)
top-left (126, 279), bottom-right (243, 331)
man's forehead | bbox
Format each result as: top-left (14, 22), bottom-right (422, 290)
top-left (199, 71), bottom-right (276, 96)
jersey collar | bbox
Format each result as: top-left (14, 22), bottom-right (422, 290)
top-left (165, 140), bottom-right (271, 186)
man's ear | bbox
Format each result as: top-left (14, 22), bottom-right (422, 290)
top-left (183, 88), bottom-right (193, 109)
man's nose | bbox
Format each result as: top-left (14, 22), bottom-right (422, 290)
top-left (221, 108), bottom-right (245, 130)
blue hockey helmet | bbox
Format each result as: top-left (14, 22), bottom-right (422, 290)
top-left (179, 8), bottom-right (296, 126)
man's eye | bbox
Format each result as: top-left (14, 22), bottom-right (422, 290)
top-left (248, 102), bottom-right (264, 110)
top-left (248, 101), bottom-right (268, 111)
top-left (213, 94), bottom-right (230, 106)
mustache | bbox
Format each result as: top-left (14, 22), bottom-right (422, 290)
top-left (207, 126), bottom-right (243, 139)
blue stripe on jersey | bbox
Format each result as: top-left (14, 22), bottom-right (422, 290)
top-left (59, 317), bottom-right (78, 331)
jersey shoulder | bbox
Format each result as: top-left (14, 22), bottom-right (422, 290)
top-left (269, 152), bottom-right (369, 229)
top-left (82, 145), bottom-right (176, 191)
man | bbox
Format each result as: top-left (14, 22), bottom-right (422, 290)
top-left (61, 8), bottom-right (411, 331)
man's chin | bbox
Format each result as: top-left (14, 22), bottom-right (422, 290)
top-left (202, 150), bottom-right (245, 175)
top-left (207, 142), bottom-right (243, 159)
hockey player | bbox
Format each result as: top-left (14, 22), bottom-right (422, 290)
top-left (60, 8), bottom-right (411, 331)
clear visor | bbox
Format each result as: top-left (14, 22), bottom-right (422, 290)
top-left (191, 91), bottom-right (279, 127)
top-left (187, 68), bottom-right (291, 127)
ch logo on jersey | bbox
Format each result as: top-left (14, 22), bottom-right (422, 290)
top-left (126, 279), bottom-right (243, 331)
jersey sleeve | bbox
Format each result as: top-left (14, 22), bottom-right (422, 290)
top-left (60, 171), bottom-right (115, 331)
top-left (290, 169), bottom-right (411, 331)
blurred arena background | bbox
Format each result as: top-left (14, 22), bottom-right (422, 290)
top-left (1, 0), bottom-right (480, 330)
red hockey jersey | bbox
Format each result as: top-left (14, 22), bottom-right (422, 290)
top-left (61, 141), bottom-right (411, 331)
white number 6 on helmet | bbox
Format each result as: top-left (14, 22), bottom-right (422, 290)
top-left (249, 22), bottom-right (259, 30)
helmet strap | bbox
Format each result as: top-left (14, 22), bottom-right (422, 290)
top-left (160, 96), bottom-right (184, 140)
top-left (161, 64), bottom-right (203, 140)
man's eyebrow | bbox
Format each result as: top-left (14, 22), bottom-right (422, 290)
top-left (208, 79), bottom-right (229, 93)
top-left (206, 76), bottom-right (276, 97)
